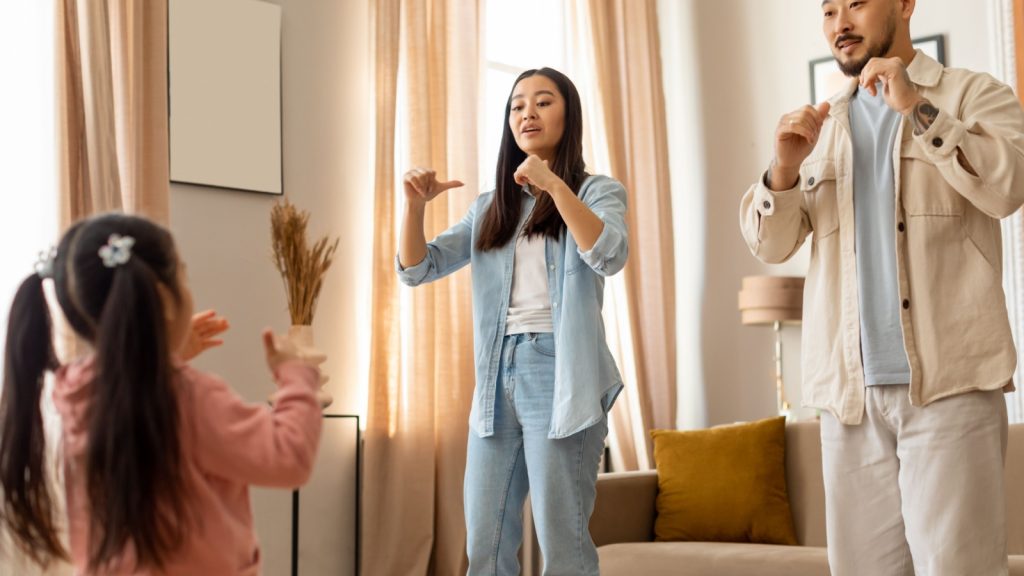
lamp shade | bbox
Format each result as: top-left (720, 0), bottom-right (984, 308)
top-left (738, 276), bottom-right (804, 325)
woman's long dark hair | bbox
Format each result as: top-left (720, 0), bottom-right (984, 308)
top-left (477, 67), bottom-right (588, 251)
top-left (0, 213), bottom-right (189, 571)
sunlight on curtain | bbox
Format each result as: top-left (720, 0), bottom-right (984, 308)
top-left (563, 0), bottom-right (650, 471)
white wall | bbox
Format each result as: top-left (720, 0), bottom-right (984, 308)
top-left (659, 0), bottom-right (1000, 427)
top-left (168, 0), bottom-right (371, 573)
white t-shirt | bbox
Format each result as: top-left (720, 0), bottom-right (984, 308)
top-left (505, 232), bottom-right (554, 335)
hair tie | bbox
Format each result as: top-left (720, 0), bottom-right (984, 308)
top-left (98, 234), bottom-right (135, 269)
top-left (34, 246), bottom-right (57, 279)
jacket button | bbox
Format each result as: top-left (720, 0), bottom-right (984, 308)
top-left (902, 299), bottom-right (910, 310)
top-left (763, 200), bottom-right (771, 210)
top-left (898, 222), bottom-right (905, 232)
top-left (808, 177), bottom-right (816, 186)
top-left (549, 264), bottom-right (555, 271)
top-left (932, 137), bottom-right (943, 148)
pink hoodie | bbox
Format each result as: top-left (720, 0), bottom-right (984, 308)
top-left (53, 358), bottom-right (322, 575)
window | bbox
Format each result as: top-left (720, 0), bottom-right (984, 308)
top-left (481, 0), bottom-right (567, 191)
top-left (0, 1), bottom-right (58, 376)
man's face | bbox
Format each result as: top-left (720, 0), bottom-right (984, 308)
top-left (822, 0), bottom-right (900, 77)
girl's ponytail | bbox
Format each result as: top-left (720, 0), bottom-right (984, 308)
top-left (0, 273), bottom-right (66, 565)
top-left (86, 252), bottom-right (185, 570)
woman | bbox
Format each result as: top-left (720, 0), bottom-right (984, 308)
top-left (397, 67), bottom-right (627, 575)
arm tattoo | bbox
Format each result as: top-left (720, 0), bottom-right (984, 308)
top-left (909, 99), bottom-right (978, 175)
top-left (911, 100), bottom-right (939, 136)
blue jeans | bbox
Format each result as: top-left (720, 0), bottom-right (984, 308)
top-left (464, 333), bottom-right (608, 576)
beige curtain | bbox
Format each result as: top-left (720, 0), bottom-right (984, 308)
top-left (363, 0), bottom-right (480, 574)
top-left (569, 0), bottom-right (677, 470)
top-left (57, 0), bottom-right (169, 229)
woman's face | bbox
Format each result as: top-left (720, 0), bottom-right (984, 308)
top-left (508, 74), bottom-right (565, 162)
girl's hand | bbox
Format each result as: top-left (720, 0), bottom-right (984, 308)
top-left (513, 155), bottom-right (559, 194)
top-left (179, 310), bottom-right (229, 361)
top-left (403, 168), bottom-right (464, 207)
top-left (262, 329), bottom-right (304, 373)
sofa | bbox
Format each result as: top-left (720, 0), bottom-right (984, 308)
top-left (590, 421), bottom-right (1024, 575)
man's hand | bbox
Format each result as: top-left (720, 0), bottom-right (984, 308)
top-left (770, 102), bottom-right (831, 190)
top-left (859, 57), bottom-right (924, 116)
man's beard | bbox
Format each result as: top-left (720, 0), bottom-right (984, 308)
top-left (835, 15), bottom-right (897, 77)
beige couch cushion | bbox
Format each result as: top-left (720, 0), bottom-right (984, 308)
top-left (599, 542), bottom-right (829, 576)
top-left (785, 421), bottom-right (827, 547)
top-left (599, 542), bottom-right (1024, 576)
top-left (1007, 425), bottom-right (1024, 555)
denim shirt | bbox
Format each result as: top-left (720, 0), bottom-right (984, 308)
top-left (396, 174), bottom-right (628, 439)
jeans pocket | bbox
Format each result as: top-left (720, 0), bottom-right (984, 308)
top-left (527, 332), bottom-right (556, 357)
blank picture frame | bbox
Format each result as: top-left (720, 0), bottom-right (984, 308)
top-left (809, 34), bottom-right (947, 103)
top-left (169, 0), bottom-right (283, 194)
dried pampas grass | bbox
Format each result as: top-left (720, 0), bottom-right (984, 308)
top-left (270, 199), bottom-right (340, 325)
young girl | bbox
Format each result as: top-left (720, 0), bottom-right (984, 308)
top-left (0, 213), bottom-right (322, 574)
top-left (398, 68), bottom-right (628, 575)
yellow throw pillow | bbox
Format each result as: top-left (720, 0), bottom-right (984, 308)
top-left (650, 416), bottom-right (797, 545)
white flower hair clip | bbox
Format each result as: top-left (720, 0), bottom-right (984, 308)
top-left (34, 246), bottom-right (57, 279)
top-left (98, 234), bottom-right (136, 269)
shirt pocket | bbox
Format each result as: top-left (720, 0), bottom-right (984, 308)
top-left (899, 139), bottom-right (965, 216)
top-left (962, 212), bottom-right (1002, 275)
top-left (801, 159), bottom-right (839, 241)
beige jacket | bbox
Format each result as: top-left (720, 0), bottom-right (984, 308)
top-left (740, 50), bottom-right (1024, 425)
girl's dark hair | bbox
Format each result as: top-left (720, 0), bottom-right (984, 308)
top-left (1, 213), bottom-right (188, 571)
top-left (477, 67), bottom-right (588, 251)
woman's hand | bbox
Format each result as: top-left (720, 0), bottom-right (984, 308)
top-left (179, 310), bottom-right (229, 361)
top-left (403, 168), bottom-right (464, 207)
top-left (513, 155), bottom-right (562, 195)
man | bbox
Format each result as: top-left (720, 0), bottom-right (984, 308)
top-left (739, 0), bottom-right (1024, 573)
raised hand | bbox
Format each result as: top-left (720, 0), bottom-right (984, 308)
top-left (513, 154), bottom-right (559, 194)
top-left (859, 57), bottom-right (924, 115)
top-left (262, 328), bottom-right (305, 374)
top-left (403, 168), bottom-right (464, 207)
top-left (179, 310), bottom-right (229, 361)
top-left (770, 101), bottom-right (831, 190)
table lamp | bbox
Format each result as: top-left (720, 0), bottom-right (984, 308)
top-left (738, 276), bottom-right (804, 418)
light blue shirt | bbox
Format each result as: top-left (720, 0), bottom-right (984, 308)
top-left (850, 84), bottom-right (912, 385)
top-left (396, 175), bottom-right (628, 439)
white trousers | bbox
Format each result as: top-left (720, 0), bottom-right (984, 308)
top-left (821, 385), bottom-right (1008, 576)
